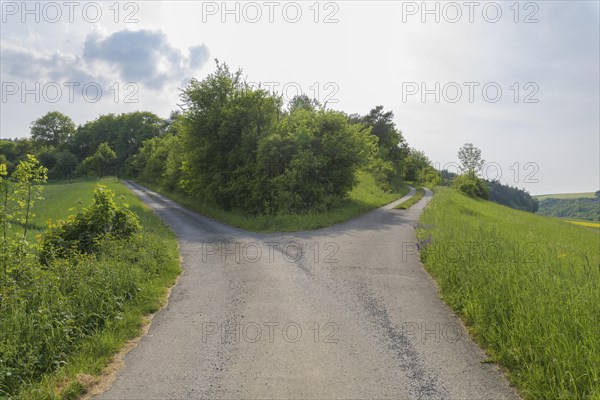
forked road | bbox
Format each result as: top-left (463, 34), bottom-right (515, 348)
top-left (97, 182), bottom-right (519, 399)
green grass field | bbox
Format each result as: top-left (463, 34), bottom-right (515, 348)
top-left (2, 178), bottom-right (180, 399)
top-left (418, 188), bottom-right (599, 399)
top-left (141, 171), bottom-right (409, 232)
top-left (534, 192), bottom-right (596, 200)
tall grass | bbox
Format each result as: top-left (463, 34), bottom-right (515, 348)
top-left (1, 179), bottom-right (180, 399)
top-left (140, 171), bottom-right (409, 232)
top-left (418, 188), bottom-right (599, 399)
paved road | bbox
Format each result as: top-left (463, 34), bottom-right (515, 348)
top-left (97, 183), bottom-right (519, 399)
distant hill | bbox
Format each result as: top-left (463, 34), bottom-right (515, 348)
top-left (534, 192), bottom-right (596, 200)
top-left (536, 191), bottom-right (600, 222)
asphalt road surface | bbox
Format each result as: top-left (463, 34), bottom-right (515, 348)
top-left (96, 182), bottom-right (519, 399)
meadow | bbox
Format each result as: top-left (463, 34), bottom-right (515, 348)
top-left (1, 179), bottom-right (180, 399)
top-left (417, 188), bottom-right (600, 399)
top-left (140, 170), bottom-right (409, 233)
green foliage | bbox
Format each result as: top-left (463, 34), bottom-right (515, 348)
top-left (418, 188), bottom-right (599, 399)
top-left (0, 180), bottom-right (179, 398)
top-left (78, 143), bottom-right (117, 178)
top-left (258, 109), bottom-right (377, 213)
top-left (0, 155), bottom-right (48, 277)
top-left (351, 106), bottom-right (409, 189)
top-left (488, 180), bottom-right (539, 212)
top-left (176, 61), bottom-right (378, 215)
top-left (40, 184), bottom-right (140, 262)
top-left (30, 111), bottom-right (75, 148)
top-left (402, 148), bottom-right (431, 182)
top-left (453, 174), bottom-right (490, 199)
top-left (142, 171), bottom-right (408, 233)
top-left (457, 143), bottom-right (485, 177)
top-left (68, 111), bottom-right (164, 176)
top-left (537, 196), bottom-right (600, 221)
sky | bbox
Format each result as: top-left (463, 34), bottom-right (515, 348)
top-left (1, 0), bottom-right (598, 195)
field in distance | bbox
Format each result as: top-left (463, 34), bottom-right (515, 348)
top-left (534, 192), bottom-right (596, 200)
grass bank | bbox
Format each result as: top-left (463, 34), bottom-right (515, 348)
top-left (417, 188), bottom-right (599, 399)
top-left (1, 178), bottom-right (180, 399)
top-left (140, 171), bottom-right (409, 232)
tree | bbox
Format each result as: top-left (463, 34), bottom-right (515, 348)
top-left (179, 61), bottom-right (283, 211)
top-left (52, 150), bottom-right (79, 180)
top-left (288, 94), bottom-right (321, 113)
top-left (403, 148), bottom-right (431, 182)
top-left (82, 143), bottom-right (117, 178)
top-left (30, 111), bottom-right (75, 147)
top-left (351, 106), bottom-right (409, 189)
top-left (457, 143), bottom-right (485, 178)
top-left (68, 112), bottom-right (164, 176)
top-left (1, 155), bottom-right (47, 274)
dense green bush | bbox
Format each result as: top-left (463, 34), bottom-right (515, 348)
top-left (0, 170), bottom-right (177, 397)
top-left (39, 185), bottom-right (140, 262)
top-left (453, 174), bottom-right (489, 199)
top-left (172, 62), bottom-right (379, 215)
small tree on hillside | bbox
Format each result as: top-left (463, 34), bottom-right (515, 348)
top-left (458, 143), bottom-right (485, 178)
top-left (455, 143), bottom-right (489, 199)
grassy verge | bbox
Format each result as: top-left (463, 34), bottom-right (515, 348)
top-left (417, 188), bottom-right (599, 399)
top-left (394, 187), bottom-right (425, 210)
top-left (2, 178), bottom-right (180, 399)
top-left (140, 171), bottom-right (409, 232)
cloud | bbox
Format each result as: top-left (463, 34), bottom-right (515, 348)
top-left (189, 44), bottom-right (210, 70)
top-left (0, 45), bottom-right (101, 84)
top-left (82, 29), bottom-right (209, 90)
top-left (1, 29), bottom-right (209, 91)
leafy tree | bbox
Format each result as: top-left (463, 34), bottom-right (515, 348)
top-left (81, 143), bottom-right (117, 178)
top-left (51, 150), bottom-right (79, 180)
top-left (458, 143), bottom-right (485, 178)
top-left (288, 94), bottom-right (321, 113)
top-left (179, 61), bottom-right (282, 211)
top-left (0, 155), bottom-right (47, 276)
top-left (403, 148), bottom-right (431, 182)
top-left (454, 144), bottom-right (488, 198)
top-left (69, 112), bottom-right (164, 176)
top-left (30, 111), bottom-right (75, 147)
top-left (350, 106), bottom-right (408, 189)
top-left (258, 109), bottom-right (376, 213)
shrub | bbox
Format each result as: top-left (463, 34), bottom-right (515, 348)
top-left (453, 174), bottom-right (489, 199)
top-left (40, 185), bottom-right (140, 262)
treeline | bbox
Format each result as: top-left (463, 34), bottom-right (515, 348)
top-left (536, 195), bottom-right (600, 222)
top-left (487, 180), bottom-right (539, 212)
top-left (1, 111), bottom-right (165, 180)
top-left (440, 169), bottom-right (539, 212)
top-left (2, 62), bottom-right (440, 215)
